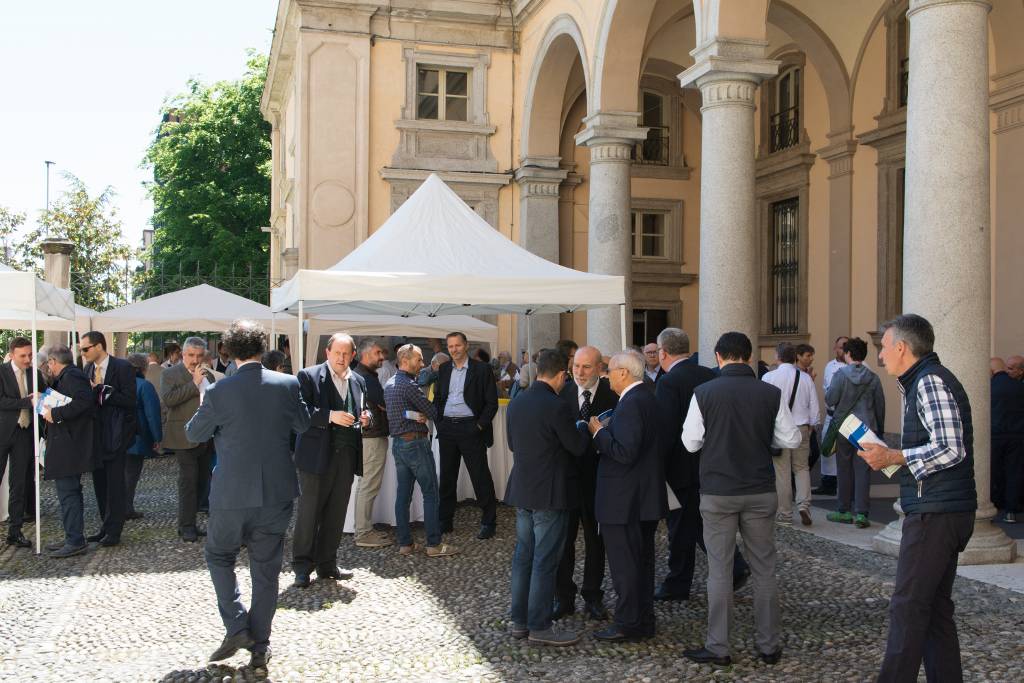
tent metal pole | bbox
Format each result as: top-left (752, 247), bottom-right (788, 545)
top-left (31, 308), bottom-right (40, 554)
top-left (619, 304), bottom-right (627, 350)
top-left (270, 312), bottom-right (276, 350)
top-left (297, 301), bottom-right (304, 371)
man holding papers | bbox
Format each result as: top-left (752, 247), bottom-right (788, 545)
top-left (857, 314), bottom-right (977, 683)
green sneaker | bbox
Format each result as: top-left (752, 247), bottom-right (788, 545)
top-left (854, 514), bottom-right (870, 528)
top-left (827, 511), bottom-right (853, 524)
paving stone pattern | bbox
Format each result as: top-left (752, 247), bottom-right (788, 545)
top-left (1, 456), bottom-right (1022, 682)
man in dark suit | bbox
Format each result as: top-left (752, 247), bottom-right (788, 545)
top-left (588, 350), bottom-right (668, 642)
top-left (39, 345), bottom-right (95, 558)
top-left (654, 328), bottom-right (750, 601)
top-left (79, 331), bottom-right (137, 547)
top-left (0, 336), bottom-right (46, 548)
top-left (642, 343), bottom-right (664, 385)
top-left (433, 331), bottom-right (499, 538)
top-left (291, 332), bottom-right (369, 588)
top-left (554, 345), bottom-right (616, 621)
top-left (506, 348), bottom-right (591, 647)
top-left (186, 320), bottom-right (311, 670)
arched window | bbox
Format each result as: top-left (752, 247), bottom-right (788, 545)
top-left (897, 13), bottom-right (910, 107)
top-left (771, 66), bottom-right (801, 153)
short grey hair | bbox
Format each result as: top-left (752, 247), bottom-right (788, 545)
top-left (431, 352), bottom-right (450, 369)
top-left (609, 349), bottom-right (645, 381)
top-left (880, 313), bottom-right (935, 358)
top-left (656, 328), bottom-right (690, 356)
top-left (183, 336), bottom-right (207, 351)
top-left (396, 343), bottom-right (422, 365)
top-left (357, 338), bottom-right (382, 359)
top-left (46, 345), bottom-right (74, 366)
top-left (326, 332), bottom-right (355, 353)
top-left (127, 353), bottom-right (149, 373)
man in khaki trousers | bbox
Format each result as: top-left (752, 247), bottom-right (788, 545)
top-left (352, 339), bottom-right (392, 548)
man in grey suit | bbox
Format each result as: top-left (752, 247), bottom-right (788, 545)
top-left (186, 320), bottom-right (311, 670)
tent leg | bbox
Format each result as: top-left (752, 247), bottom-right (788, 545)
top-left (31, 311), bottom-right (40, 555)
top-left (297, 302), bottom-right (304, 371)
top-left (270, 312), bottom-right (277, 351)
top-left (619, 304), bottom-right (627, 350)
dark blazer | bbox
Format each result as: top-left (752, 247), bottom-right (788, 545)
top-left (559, 377), bottom-right (618, 469)
top-left (505, 381), bottom-right (590, 511)
top-left (129, 376), bottom-right (163, 456)
top-left (185, 362), bottom-right (310, 510)
top-left (84, 355), bottom-right (137, 456)
top-left (44, 365), bottom-right (96, 480)
top-left (433, 357), bottom-right (499, 447)
top-left (657, 358), bottom-right (717, 493)
top-left (293, 362), bottom-right (367, 476)
top-left (593, 383), bottom-right (668, 525)
top-left (0, 361), bottom-right (46, 444)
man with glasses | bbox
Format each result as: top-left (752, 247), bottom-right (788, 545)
top-left (80, 332), bottom-right (137, 547)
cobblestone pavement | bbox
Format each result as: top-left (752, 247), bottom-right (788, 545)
top-left (2, 456), bottom-right (1023, 682)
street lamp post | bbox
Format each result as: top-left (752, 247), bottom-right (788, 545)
top-left (44, 160), bottom-right (55, 235)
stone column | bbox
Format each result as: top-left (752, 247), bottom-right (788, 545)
top-left (679, 42), bottom-right (778, 365)
top-left (41, 239), bottom-right (74, 349)
top-left (875, 0), bottom-right (1015, 564)
top-left (574, 112), bottom-right (647, 354)
top-left (515, 157), bottom-right (568, 352)
top-left (816, 137), bottom-right (857, 344)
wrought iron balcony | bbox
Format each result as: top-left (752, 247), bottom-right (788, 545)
top-left (769, 107), bottom-right (800, 153)
top-left (632, 133), bottom-right (670, 166)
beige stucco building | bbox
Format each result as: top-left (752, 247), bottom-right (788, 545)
top-left (262, 0), bottom-right (1023, 561)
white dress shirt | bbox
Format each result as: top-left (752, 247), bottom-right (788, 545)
top-left (329, 365), bottom-right (350, 402)
top-left (823, 359), bottom-right (846, 394)
top-left (681, 393), bottom-right (802, 453)
top-left (92, 354), bottom-right (110, 384)
top-left (645, 367), bottom-right (659, 382)
top-left (761, 363), bottom-right (820, 427)
top-left (577, 379), bottom-right (599, 410)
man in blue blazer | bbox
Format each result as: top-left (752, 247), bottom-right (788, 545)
top-left (291, 332), bottom-right (369, 588)
top-left (80, 331), bottom-right (137, 547)
top-left (588, 350), bottom-right (668, 642)
top-left (186, 320), bottom-right (311, 670)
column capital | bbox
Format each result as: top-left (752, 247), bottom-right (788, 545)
top-left (815, 139), bottom-right (858, 178)
top-left (514, 163), bottom-right (568, 198)
top-left (907, 0), bottom-right (991, 20)
top-left (574, 111), bottom-right (648, 156)
top-left (40, 238), bottom-right (74, 256)
top-left (991, 67), bottom-right (1024, 134)
top-left (678, 38), bottom-right (779, 94)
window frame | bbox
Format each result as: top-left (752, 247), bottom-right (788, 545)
top-left (416, 66), bottom-right (471, 122)
top-left (758, 52), bottom-right (806, 158)
top-left (631, 74), bottom-right (690, 179)
top-left (629, 198), bottom-right (684, 265)
top-left (400, 48), bottom-right (491, 128)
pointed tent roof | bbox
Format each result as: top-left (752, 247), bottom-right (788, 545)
top-left (92, 283), bottom-right (293, 333)
top-left (0, 263), bottom-right (76, 328)
top-left (271, 174), bottom-right (625, 316)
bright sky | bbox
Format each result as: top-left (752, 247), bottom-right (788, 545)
top-left (0, 0), bottom-right (280, 250)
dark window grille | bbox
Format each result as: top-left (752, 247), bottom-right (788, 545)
top-left (769, 106), bottom-right (800, 153)
top-left (633, 132), bottom-right (670, 165)
top-left (770, 198), bottom-right (800, 334)
top-left (899, 58), bottom-right (910, 107)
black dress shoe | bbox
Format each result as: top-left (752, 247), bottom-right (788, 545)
top-left (48, 543), bottom-right (87, 558)
top-left (683, 647), bottom-right (732, 666)
top-left (551, 598), bottom-right (575, 620)
top-left (208, 630), bottom-right (255, 662)
top-left (584, 601), bottom-right (609, 620)
top-left (99, 536), bottom-right (120, 547)
top-left (45, 540), bottom-right (65, 552)
top-left (125, 511), bottom-right (144, 521)
top-left (733, 569), bottom-right (751, 592)
top-left (477, 524), bottom-right (496, 540)
top-left (593, 625), bottom-right (639, 642)
top-left (292, 573), bottom-right (311, 589)
top-left (86, 532), bottom-right (105, 543)
top-left (179, 527), bottom-right (199, 543)
top-left (250, 646), bottom-right (272, 669)
top-left (5, 532), bottom-right (31, 549)
top-left (317, 566), bottom-right (353, 581)
top-left (760, 649), bottom-right (782, 665)
top-left (653, 586), bottom-right (689, 602)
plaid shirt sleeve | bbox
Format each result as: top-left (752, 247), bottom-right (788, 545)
top-left (902, 374), bottom-right (967, 481)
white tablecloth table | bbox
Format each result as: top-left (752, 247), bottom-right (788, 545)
top-left (343, 403), bottom-right (513, 532)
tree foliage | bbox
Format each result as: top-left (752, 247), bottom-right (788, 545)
top-left (143, 51), bottom-right (271, 272)
top-left (0, 206), bottom-right (25, 266)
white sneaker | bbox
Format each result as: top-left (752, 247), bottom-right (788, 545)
top-left (775, 514), bottom-right (793, 527)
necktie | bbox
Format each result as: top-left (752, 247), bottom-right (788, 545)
top-left (94, 364), bottom-right (103, 385)
top-left (16, 367), bottom-right (29, 428)
top-left (581, 389), bottom-right (592, 421)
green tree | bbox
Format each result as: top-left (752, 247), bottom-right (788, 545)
top-left (16, 174), bottom-right (134, 311)
top-left (0, 206), bottom-right (25, 267)
top-left (143, 51), bottom-right (271, 275)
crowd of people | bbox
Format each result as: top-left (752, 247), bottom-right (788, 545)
top-left (0, 312), bottom-right (992, 680)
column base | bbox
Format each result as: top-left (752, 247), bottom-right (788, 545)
top-left (872, 501), bottom-right (1018, 565)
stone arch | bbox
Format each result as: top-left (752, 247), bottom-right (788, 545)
top-left (592, 0), bottom-right (660, 113)
top-left (521, 14), bottom-right (590, 160)
top-left (768, 1), bottom-right (852, 138)
top-left (693, 0), bottom-right (770, 46)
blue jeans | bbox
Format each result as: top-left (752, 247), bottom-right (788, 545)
top-left (510, 508), bottom-right (568, 632)
top-left (392, 436), bottom-right (441, 547)
top-left (54, 475), bottom-right (85, 548)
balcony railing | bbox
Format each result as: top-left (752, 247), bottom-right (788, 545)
top-left (769, 107), bottom-right (800, 153)
top-left (633, 131), bottom-right (670, 166)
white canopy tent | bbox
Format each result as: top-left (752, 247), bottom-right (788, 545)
top-left (271, 174), bottom-right (626, 369)
top-left (0, 263), bottom-right (77, 554)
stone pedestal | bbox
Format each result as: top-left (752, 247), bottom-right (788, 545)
top-left (873, 0), bottom-right (1015, 564)
top-left (41, 239), bottom-right (74, 350)
top-left (575, 112), bottom-right (647, 354)
top-left (515, 158), bottom-right (568, 352)
top-left (679, 42), bottom-right (778, 365)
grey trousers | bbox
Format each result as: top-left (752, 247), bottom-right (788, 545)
top-left (205, 500), bottom-right (293, 653)
top-left (700, 492), bottom-right (780, 657)
top-left (353, 437), bottom-right (388, 539)
top-left (835, 438), bottom-right (871, 515)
